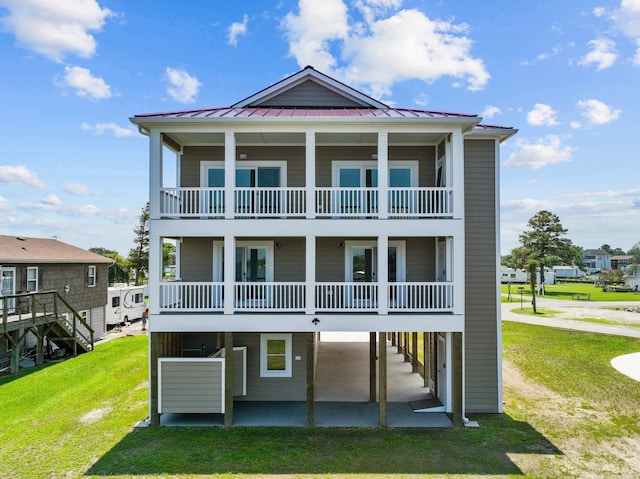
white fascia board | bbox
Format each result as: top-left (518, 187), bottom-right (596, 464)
top-left (465, 127), bottom-right (518, 143)
top-left (150, 313), bottom-right (464, 333)
top-left (151, 218), bottom-right (464, 239)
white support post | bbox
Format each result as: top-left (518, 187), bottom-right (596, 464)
top-left (377, 131), bottom-right (388, 219)
top-left (224, 235), bottom-right (235, 314)
top-left (377, 235), bottom-right (388, 314)
top-left (305, 131), bottom-right (316, 219)
top-left (450, 129), bottom-right (464, 220)
top-left (148, 234), bottom-right (161, 315)
top-left (452, 236), bottom-right (465, 315)
top-left (305, 236), bottom-right (316, 314)
top-left (224, 131), bottom-right (236, 219)
top-left (149, 131), bottom-right (163, 219)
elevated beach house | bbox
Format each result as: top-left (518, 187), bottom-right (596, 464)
top-left (131, 66), bottom-right (516, 426)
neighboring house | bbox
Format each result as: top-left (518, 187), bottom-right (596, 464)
top-left (0, 235), bottom-right (112, 340)
top-left (583, 248), bottom-right (611, 273)
top-left (553, 265), bottom-right (587, 279)
top-left (611, 255), bottom-right (633, 271)
top-left (624, 276), bottom-right (639, 291)
top-left (131, 66), bottom-right (517, 426)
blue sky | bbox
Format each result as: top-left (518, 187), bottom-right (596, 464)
top-left (1, 0), bottom-right (639, 257)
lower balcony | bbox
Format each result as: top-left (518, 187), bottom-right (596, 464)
top-left (158, 281), bottom-right (454, 313)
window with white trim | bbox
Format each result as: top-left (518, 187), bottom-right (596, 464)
top-left (87, 266), bottom-right (96, 287)
top-left (26, 267), bottom-right (38, 292)
top-left (260, 333), bottom-right (292, 377)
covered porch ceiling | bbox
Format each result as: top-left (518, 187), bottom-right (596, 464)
top-left (162, 131), bottom-right (447, 149)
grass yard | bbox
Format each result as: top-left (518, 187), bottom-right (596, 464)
top-left (1, 327), bottom-right (639, 478)
top-left (501, 282), bottom-right (640, 301)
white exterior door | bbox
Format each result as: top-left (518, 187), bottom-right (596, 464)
top-left (1, 267), bottom-right (16, 313)
top-left (437, 334), bottom-right (447, 405)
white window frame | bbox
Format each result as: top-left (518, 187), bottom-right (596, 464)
top-left (213, 240), bottom-right (274, 282)
top-left (331, 161), bottom-right (418, 187)
top-left (234, 161), bottom-right (288, 187)
top-left (260, 333), bottom-right (292, 378)
top-left (344, 240), bottom-right (406, 282)
top-left (200, 161), bottom-right (225, 187)
top-left (26, 266), bottom-right (38, 292)
top-left (87, 265), bottom-right (96, 287)
top-left (79, 310), bottom-right (89, 322)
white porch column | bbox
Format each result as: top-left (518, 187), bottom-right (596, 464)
top-left (305, 236), bottom-right (316, 314)
top-left (149, 131), bottom-right (163, 219)
top-left (224, 235), bottom-right (235, 314)
top-left (305, 131), bottom-right (316, 219)
top-left (377, 234), bottom-right (388, 314)
top-left (452, 236), bottom-right (465, 315)
top-left (148, 234), bottom-right (161, 315)
top-left (224, 131), bottom-right (236, 219)
top-left (450, 128), bottom-right (464, 220)
top-left (377, 131), bottom-right (388, 219)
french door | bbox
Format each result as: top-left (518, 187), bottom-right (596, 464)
top-left (236, 164), bottom-right (283, 214)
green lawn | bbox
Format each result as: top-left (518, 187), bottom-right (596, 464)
top-left (501, 282), bottom-right (640, 301)
top-left (1, 327), bottom-right (639, 478)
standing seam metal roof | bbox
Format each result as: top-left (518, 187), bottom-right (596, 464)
top-left (133, 106), bottom-right (480, 120)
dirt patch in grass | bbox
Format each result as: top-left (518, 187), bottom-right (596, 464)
top-left (80, 406), bottom-right (113, 424)
top-left (503, 359), bottom-right (640, 478)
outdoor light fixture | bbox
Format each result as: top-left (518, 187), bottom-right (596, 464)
top-left (338, 242), bottom-right (344, 250)
top-left (371, 153), bottom-right (378, 160)
top-left (275, 242), bottom-right (280, 249)
top-left (64, 285), bottom-right (70, 293)
top-left (239, 153), bottom-right (248, 160)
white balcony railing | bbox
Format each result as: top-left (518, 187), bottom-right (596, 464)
top-left (315, 188), bottom-right (378, 217)
top-left (388, 188), bottom-right (454, 217)
top-left (159, 282), bottom-right (224, 311)
top-left (159, 187), bottom-right (453, 218)
top-left (388, 282), bottom-right (454, 311)
top-left (158, 281), bottom-right (452, 313)
top-left (234, 188), bottom-right (306, 217)
top-left (161, 187), bottom-right (225, 217)
top-left (315, 282), bottom-right (379, 311)
top-left (234, 282), bottom-right (306, 311)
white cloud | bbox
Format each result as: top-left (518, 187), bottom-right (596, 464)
top-left (165, 67), bottom-right (201, 104)
top-left (504, 135), bottom-right (575, 170)
top-left (527, 103), bottom-right (560, 126)
top-left (536, 45), bottom-right (561, 61)
top-left (593, 7), bottom-right (607, 17)
top-left (41, 194), bottom-right (61, 205)
top-left (0, 196), bottom-right (10, 211)
top-left (228, 14), bottom-right (248, 46)
top-left (563, 188), bottom-right (640, 199)
top-left (577, 99), bottom-right (621, 125)
top-left (80, 122), bottom-right (135, 137)
top-left (18, 202), bottom-right (101, 216)
top-left (608, 1), bottom-right (640, 65)
top-left (58, 65), bottom-right (111, 100)
top-left (0, 164), bottom-right (45, 188)
top-left (282, 1), bottom-right (489, 98)
top-left (482, 105), bottom-right (501, 119)
top-left (64, 182), bottom-right (91, 195)
top-left (578, 38), bottom-right (617, 70)
top-left (0, 0), bottom-right (113, 62)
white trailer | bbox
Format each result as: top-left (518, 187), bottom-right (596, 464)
top-left (107, 284), bottom-right (146, 326)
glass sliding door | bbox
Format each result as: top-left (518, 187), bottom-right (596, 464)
top-left (236, 164), bottom-right (284, 215)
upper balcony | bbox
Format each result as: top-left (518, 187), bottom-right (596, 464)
top-left (159, 186), bottom-right (454, 219)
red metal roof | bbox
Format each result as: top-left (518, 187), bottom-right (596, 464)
top-left (134, 106), bottom-right (480, 120)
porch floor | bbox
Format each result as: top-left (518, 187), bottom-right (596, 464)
top-left (143, 332), bottom-right (451, 428)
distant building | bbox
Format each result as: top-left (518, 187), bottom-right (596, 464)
top-left (611, 255), bottom-right (633, 271)
top-left (582, 249), bottom-right (611, 273)
top-left (553, 265), bottom-right (586, 279)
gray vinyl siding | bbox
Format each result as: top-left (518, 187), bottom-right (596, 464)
top-left (159, 360), bottom-right (224, 413)
top-left (257, 80), bottom-right (365, 108)
top-left (181, 146), bottom-right (305, 187)
top-left (234, 333), bottom-right (307, 401)
top-left (464, 138), bottom-right (500, 413)
top-left (88, 306), bottom-right (106, 339)
top-left (181, 146), bottom-right (224, 187)
top-left (403, 237), bottom-right (436, 282)
top-left (274, 238), bottom-right (305, 281)
top-left (316, 237), bottom-right (347, 282)
top-left (180, 237), bottom-right (215, 281)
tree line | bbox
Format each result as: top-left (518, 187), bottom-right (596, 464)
top-left (502, 210), bottom-right (640, 311)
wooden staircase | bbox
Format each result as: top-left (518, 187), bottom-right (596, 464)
top-left (1, 291), bottom-right (94, 373)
